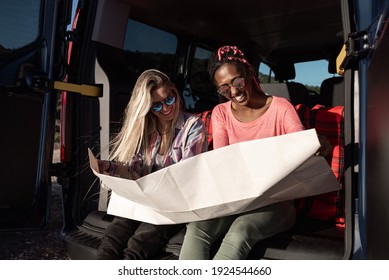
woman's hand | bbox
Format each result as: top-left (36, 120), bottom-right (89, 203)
top-left (97, 158), bottom-right (141, 179)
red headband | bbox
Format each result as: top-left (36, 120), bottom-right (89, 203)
top-left (217, 46), bottom-right (249, 66)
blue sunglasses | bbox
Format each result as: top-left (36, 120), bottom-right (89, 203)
top-left (151, 95), bottom-right (176, 112)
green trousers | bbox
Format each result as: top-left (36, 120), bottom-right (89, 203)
top-left (179, 201), bottom-right (296, 260)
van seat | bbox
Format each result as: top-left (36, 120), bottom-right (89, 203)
top-left (319, 76), bottom-right (345, 107)
top-left (197, 110), bottom-right (213, 150)
top-left (271, 60), bottom-right (312, 107)
top-left (286, 81), bottom-right (311, 106)
top-left (318, 57), bottom-right (345, 107)
top-left (260, 82), bottom-right (311, 107)
top-left (260, 83), bottom-right (291, 101)
top-left (301, 104), bottom-right (345, 223)
top-left (294, 103), bottom-right (311, 129)
top-left (310, 105), bottom-right (344, 182)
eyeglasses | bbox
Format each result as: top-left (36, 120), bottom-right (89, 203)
top-left (151, 95), bottom-right (176, 112)
top-left (217, 77), bottom-right (246, 96)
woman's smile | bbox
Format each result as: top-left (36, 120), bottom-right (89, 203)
top-left (232, 91), bottom-right (247, 103)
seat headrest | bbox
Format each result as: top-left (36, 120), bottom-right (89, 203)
top-left (274, 61), bottom-right (296, 81)
top-left (328, 57), bottom-right (337, 74)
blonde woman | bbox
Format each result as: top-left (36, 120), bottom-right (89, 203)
top-left (96, 69), bottom-right (207, 259)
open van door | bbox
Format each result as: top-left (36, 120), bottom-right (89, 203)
top-left (348, 0), bottom-right (389, 259)
top-left (360, 1), bottom-right (389, 259)
top-left (0, 0), bottom-right (72, 230)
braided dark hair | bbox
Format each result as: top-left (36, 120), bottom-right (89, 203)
top-left (208, 45), bottom-right (262, 94)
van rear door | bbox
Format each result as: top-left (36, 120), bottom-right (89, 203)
top-left (0, 0), bottom-right (72, 229)
top-left (364, 8), bottom-right (389, 260)
top-left (353, 0), bottom-right (389, 259)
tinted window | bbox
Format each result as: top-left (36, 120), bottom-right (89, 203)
top-left (258, 63), bottom-right (275, 83)
top-left (259, 60), bottom-right (338, 89)
top-left (0, 0), bottom-right (40, 51)
top-left (294, 60), bottom-right (337, 88)
top-left (184, 47), bottom-right (219, 112)
top-left (259, 60), bottom-right (340, 106)
top-left (123, 19), bottom-right (177, 78)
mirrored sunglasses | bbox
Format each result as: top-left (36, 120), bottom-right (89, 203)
top-left (151, 95), bottom-right (176, 112)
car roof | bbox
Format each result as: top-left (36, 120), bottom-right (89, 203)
top-left (124, 0), bottom-right (344, 68)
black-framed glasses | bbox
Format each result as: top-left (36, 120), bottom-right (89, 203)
top-left (217, 77), bottom-right (246, 96)
top-left (151, 95), bottom-right (176, 112)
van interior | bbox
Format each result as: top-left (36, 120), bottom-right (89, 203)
top-left (58, 0), bottom-right (356, 260)
top-left (0, 0), bottom-right (364, 260)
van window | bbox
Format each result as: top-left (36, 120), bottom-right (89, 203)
top-left (294, 60), bottom-right (338, 89)
top-left (258, 63), bottom-right (275, 83)
top-left (123, 19), bottom-right (177, 78)
top-left (259, 59), bottom-right (341, 106)
top-left (0, 0), bottom-right (40, 51)
top-left (259, 59), bottom-right (340, 93)
top-left (184, 47), bottom-right (219, 112)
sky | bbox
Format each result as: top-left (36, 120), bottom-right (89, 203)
top-left (68, 1), bottom-right (78, 30)
top-left (294, 60), bottom-right (336, 87)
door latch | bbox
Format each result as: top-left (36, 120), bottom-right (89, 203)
top-left (337, 31), bottom-right (370, 75)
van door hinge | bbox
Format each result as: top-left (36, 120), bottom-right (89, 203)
top-left (31, 76), bottom-right (103, 97)
top-left (336, 31), bottom-right (370, 75)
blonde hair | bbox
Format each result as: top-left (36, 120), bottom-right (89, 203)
top-left (109, 69), bottom-right (182, 165)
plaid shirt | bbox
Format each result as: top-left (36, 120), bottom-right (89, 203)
top-left (112, 112), bottom-right (208, 178)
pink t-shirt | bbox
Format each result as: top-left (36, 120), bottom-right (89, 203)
top-left (211, 96), bottom-right (305, 149)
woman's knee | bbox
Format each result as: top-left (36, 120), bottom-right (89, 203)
top-left (185, 221), bottom-right (213, 242)
top-left (184, 217), bottom-right (232, 246)
top-left (227, 202), bottom-right (296, 241)
top-left (224, 218), bottom-right (260, 246)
